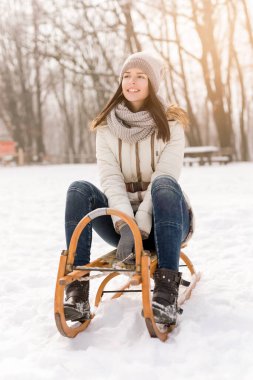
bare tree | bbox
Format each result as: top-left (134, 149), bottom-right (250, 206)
top-left (241, 0), bottom-right (253, 49)
top-left (32, 0), bottom-right (46, 160)
top-left (228, 1), bottom-right (249, 160)
top-left (0, 0), bottom-right (46, 162)
top-left (0, 0), bottom-right (252, 162)
top-left (190, 0), bottom-right (233, 148)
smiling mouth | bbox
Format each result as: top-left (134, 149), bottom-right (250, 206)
top-left (127, 89), bottom-right (140, 92)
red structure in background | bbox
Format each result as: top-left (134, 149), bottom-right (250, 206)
top-left (0, 140), bottom-right (17, 164)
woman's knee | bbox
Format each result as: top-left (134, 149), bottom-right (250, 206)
top-left (151, 175), bottom-right (182, 198)
top-left (67, 180), bottom-right (94, 197)
top-left (65, 181), bottom-right (93, 220)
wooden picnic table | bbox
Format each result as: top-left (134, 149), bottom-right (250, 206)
top-left (184, 145), bottom-right (219, 165)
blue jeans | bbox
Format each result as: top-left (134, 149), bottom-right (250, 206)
top-left (65, 176), bottom-right (190, 270)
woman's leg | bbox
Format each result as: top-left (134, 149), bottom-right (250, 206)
top-left (151, 175), bottom-right (190, 270)
top-left (65, 180), bottom-right (120, 266)
top-left (150, 175), bottom-right (190, 325)
top-left (64, 180), bottom-right (120, 322)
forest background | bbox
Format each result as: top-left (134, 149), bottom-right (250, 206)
top-left (0, 0), bottom-right (252, 164)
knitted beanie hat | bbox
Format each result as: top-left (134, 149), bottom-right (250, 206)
top-left (119, 51), bottom-right (164, 93)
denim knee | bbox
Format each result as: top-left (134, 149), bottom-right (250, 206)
top-left (151, 175), bottom-right (182, 198)
top-left (67, 180), bottom-right (93, 197)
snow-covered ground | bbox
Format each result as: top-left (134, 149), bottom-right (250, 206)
top-left (0, 162), bottom-right (253, 380)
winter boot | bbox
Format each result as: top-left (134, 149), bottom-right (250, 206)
top-left (64, 276), bottom-right (91, 322)
top-left (152, 268), bottom-right (182, 325)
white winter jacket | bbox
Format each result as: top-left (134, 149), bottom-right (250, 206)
top-left (96, 121), bottom-right (194, 243)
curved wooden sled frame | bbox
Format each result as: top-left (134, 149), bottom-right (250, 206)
top-left (54, 208), bottom-right (200, 341)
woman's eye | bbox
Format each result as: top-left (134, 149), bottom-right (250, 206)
top-left (123, 74), bottom-right (146, 79)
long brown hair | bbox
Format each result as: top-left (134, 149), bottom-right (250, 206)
top-left (90, 80), bottom-right (188, 142)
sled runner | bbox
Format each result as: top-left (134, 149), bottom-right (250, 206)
top-left (54, 208), bottom-right (200, 342)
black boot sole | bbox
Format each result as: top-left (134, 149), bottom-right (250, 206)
top-left (152, 303), bottom-right (177, 325)
top-left (64, 305), bottom-right (91, 322)
top-left (140, 308), bottom-right (176, 327)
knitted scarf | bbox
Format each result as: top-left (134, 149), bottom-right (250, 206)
top-left (106, 100), bottom-right (165, 144)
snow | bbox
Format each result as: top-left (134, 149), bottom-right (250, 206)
top-left (0, 162), bottom-right (253, 380)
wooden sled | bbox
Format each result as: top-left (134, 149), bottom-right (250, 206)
top-left (54, 208), bottom-right (200, 342)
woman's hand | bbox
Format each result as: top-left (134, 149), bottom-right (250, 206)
top-left (140, 230), bottom-right (149, 240)
top-left (116, 224), bottom-right (134, 262)
top-left (116, 223), bottom-right (149, 263)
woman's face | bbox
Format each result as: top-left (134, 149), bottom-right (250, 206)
top-left (122, 67), bottom-right (149, 112)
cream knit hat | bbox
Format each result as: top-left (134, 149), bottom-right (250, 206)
top-left (119, 51), bottom-right (164, 93)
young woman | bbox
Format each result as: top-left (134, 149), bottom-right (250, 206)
top-left (64, 51), bottom-right (194, 326)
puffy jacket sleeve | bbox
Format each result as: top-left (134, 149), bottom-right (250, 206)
top-left (135, 122), bottom-right (185, 236)
top-left (96, 128), bottom-right (135, 229)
